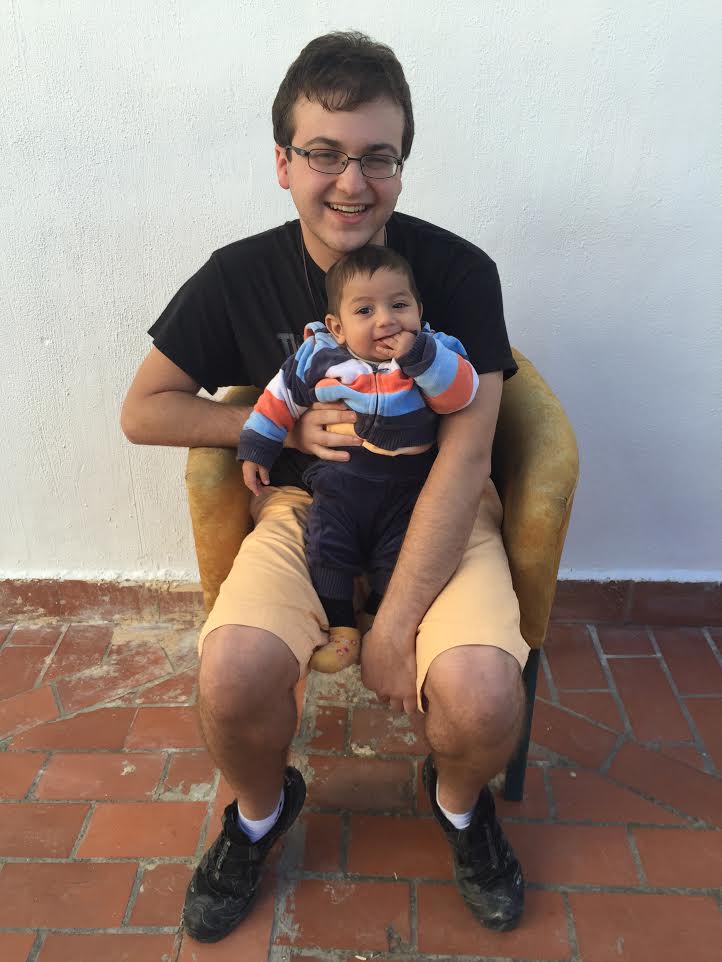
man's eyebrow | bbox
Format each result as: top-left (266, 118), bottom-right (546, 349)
top-left (303, 136), bottom-right (400, 154)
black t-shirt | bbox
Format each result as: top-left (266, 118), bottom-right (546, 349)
top-left (148, 211), bottom-right (517, 488)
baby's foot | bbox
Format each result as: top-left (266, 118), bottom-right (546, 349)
top-left (309, 627), bottom-right (361, 673)
top-left (357, 609), bottom-right (376, 637)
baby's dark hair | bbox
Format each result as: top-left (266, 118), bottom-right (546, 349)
top-left (325, 246), bottom-right (421, 317)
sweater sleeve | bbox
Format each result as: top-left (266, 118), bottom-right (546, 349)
top-left (237, 344), bottom-right (315, 469)
top-left (396, 330), bottom-right (479, 414)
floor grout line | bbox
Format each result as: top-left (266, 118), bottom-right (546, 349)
top-left (535, 694), bottom-right (624, 737)
top-left (67, 801), bottom-right (97, 859)
top-left (25, 931), bottom-right (45, 962)
top-left (587, 624), bottom-right (634, 737)
top-left (647, 627), bottom-right (716, 775)
top-left (541, 765), bottom-right (557, 820)
top-left (33, 625), bottom-right (69, 689)
top-left (625, 826), bottom-right (648, 886)
top-left (539, 648), bottom-right (559, 705)
top-left (23, 750), bottom-right (53, 800)
top-left (120, 862), bottom-right (146, 926)
top-left (562, 890), bottom-right (582, 962)
top-left (0, 622), bottom-right (17, 652)
top-left (702, 627), bottom-right (722, 669)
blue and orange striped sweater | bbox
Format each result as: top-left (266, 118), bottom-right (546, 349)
top-left (237, 321), bottom-right (479, 469)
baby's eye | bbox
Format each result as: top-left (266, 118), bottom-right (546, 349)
top-left (392, 301), bottom-right (409, 309)
top-left (356, 306), bottom-right (372, 315)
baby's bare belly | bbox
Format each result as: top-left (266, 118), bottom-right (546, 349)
top-left (326, 421), bottom-right (432, 457)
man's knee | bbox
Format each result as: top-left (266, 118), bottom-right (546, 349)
top-left (199, 625), bottom-right (300, 723)
top-left (425, 645), bottom-right (525, 746)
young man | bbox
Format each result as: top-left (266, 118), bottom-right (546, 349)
top-left (122, 31), bottom-right (529, 943)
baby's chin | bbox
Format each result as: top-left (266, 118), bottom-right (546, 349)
top-left (343, 341), bottom-right (390, 362)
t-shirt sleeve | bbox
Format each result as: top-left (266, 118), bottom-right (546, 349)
top-left (147, 254), bottom-right (247, 395)
top-left (444, 264), bottom-right (517, 380)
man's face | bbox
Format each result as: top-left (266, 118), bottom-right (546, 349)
top-left (275, 97), bottom-right (404, 271)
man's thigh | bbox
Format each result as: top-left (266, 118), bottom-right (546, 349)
top-left (415, 479), bottom-right (530, 712)
top-left (197, 486), bottom-right (327, 677)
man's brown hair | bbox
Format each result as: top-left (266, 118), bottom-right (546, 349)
top-left (325, 246), bottom-right (421, 317)
top-left (272, 31), bottom-right (414, 160)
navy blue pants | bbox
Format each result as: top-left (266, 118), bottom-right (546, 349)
top-left (303, 447), bottom-right (436, 626)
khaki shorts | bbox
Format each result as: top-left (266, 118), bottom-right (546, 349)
top-left (198, 480), bottom-right (529, 711)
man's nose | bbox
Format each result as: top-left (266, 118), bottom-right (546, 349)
top-left (335, 158), bottom-right (368, 194)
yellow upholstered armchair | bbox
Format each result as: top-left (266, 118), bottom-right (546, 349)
top-left (185, 349), bottom-right (579, 800)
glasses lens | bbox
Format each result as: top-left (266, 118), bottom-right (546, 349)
top-left (308, 149), bottom-right (347, 173)
top-left (361, 155), bottom-right (398, 178)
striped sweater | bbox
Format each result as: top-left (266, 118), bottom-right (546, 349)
top-left (237, 321), bottom-right (479, 469)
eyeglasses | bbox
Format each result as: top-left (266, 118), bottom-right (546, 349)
top-left (285, 145), bottom-right (402, 179)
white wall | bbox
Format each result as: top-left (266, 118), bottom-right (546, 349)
top-left (2, 1), bottom-right (720, 581)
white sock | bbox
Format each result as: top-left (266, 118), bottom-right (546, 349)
top-left (236, 790), bottom-right (284, 843)
top-left (436, 781), bottom-right (473, 830)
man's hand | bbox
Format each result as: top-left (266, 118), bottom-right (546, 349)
top-left (361, 616), bottom-right (418, 715)
top-left (285, 402), bottom-right (363, 461)
top-left (375, 330), bottom-right (417, 360)
top-left (242, 460), bottom-right (270, 496)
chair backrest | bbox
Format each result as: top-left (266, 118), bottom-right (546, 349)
top-left (492, 349), bottom-right (579, 648)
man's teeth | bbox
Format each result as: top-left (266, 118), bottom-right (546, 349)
top-left (328, 204), bottom-right (367, 213)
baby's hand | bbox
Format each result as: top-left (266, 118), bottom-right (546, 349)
top-left (242, 460), bottom-right (270, 497)
top-left (377, 330), bottom-right (417, 359)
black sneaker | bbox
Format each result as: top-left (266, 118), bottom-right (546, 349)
top-left (422, 755), bottom-right (524, 931)
top-left (183, 766), bottom-right (306, 943)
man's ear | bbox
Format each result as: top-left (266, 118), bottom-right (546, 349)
top-left (325, 313), bottom-right (345, 344)
top-left (275, 144), bottom-right (290, 190)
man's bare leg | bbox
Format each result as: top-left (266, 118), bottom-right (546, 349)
top-left (183, 624), bottom-right (306, 944)
top-left (421, 645), bottom-right (526, 932)
top-left (198, 625), bottom-right (301, 816)
top-left (423, 645), bottom-right (524, 811)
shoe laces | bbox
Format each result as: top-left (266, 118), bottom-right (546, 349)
top-left (208, 831), bottom-right (262, 890)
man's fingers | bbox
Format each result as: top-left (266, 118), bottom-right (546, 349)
top-left (312, 445), bottom-right (352, 462)
top-left (314, 408), bottom-right (358, 425)
top-left (321, 432), bottom-right (363, 447)
top-left (402, 696), bottom-right (418, 715)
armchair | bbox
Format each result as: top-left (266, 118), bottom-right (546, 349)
top-left (185, 348), bottom-right (579, 800)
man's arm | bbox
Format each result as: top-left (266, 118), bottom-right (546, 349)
top-left (384, 369), bottom-right (502, 623)
top-left (121, 345), bottom-right (361, 453)
top-left (361, 370), bottom-right (503, 712)
top-left (120, 347), bottom-right (251, 448)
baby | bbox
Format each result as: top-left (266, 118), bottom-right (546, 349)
top-left (238, 245), bottom-right (479, 672)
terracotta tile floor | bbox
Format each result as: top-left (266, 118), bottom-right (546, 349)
top-left (1, 612), bottom-right (721, 962)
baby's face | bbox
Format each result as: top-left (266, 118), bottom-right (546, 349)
top-left (327, 268), bottom-right (422, 361)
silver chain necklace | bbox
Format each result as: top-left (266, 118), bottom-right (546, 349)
top-left (299, 222), bottom-right (388, 321)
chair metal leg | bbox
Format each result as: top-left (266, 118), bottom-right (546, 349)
top-left (503, 648), bottom-right (541, 802)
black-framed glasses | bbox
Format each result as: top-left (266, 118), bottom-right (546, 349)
top-left (286, 145), bottom-right (402, 179)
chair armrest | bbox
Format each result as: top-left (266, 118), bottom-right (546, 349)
top-left (185, 386), bottom-right (261, 613)
top-left (492, 350), bottom-right (579, 649)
